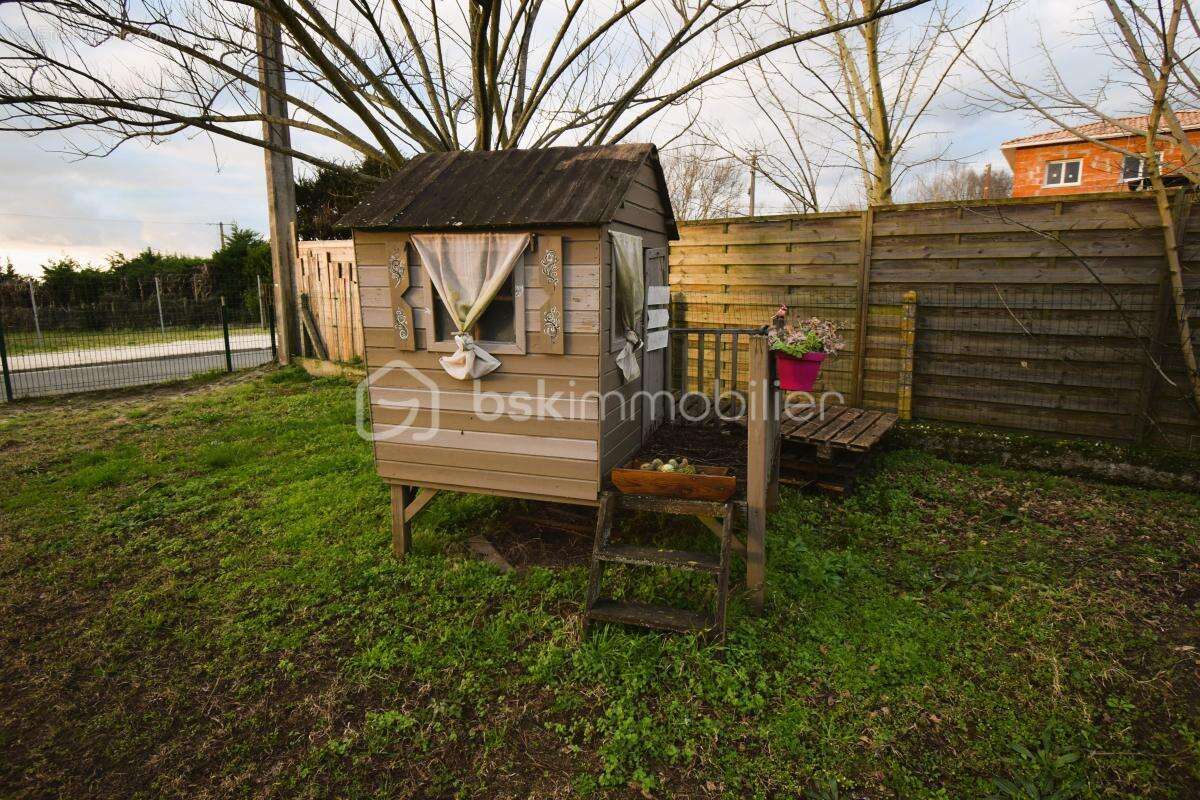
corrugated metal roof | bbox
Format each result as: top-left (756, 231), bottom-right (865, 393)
top-left (1000, 110), bottom-right (1200, 149)
top-left (338, 143), bottom-right (677, 238)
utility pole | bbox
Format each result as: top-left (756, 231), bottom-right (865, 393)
top-left (255, 10), bottom-right (299, 365)
top-left (218, 221), bottom-right (227, 248)
top-left (748, 152), bottom-right (758, 216)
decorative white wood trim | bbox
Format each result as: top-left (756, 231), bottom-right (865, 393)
top-left (383, 239), bottom-right (414, 351)
top-left (531, 234), bottom-right (565, 354)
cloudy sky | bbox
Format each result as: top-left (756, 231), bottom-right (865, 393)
top-left (0, 0), bottom-right (1123, 276)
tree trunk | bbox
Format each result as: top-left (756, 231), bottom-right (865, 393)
top-left (1141, 0), bottom-right (1200, 419)
top-left (862, 1), bottom-right (893, 205)
top-left (1149, 175), bottom-right (1200, 416)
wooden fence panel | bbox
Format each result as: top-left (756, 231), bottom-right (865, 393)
top-left (296, 240), bottom-right (361, 363)
top-left (669, 192), bottom-right (1200, 449)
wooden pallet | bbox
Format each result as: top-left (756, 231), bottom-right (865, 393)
top-left (779, 406), bottom-right (898, 494)
top-left (780, 406), bottom-right (898, 453)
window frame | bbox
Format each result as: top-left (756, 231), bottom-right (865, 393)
top-left (1121, 155), bottom-right (1146, 183)
top-left (417, 240), bottom-right (528, 356)
top-left (1044, 158), bottom-right (1083, 187)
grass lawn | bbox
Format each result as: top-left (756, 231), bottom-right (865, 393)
top-left (1, 367), bottom-right (1197, 799)
top-left (5, 323), bottom-right (266, 357)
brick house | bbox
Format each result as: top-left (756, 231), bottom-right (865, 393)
top-left (1001, 111), bottom-right (1200, 197)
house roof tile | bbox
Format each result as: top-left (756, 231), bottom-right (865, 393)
top-left (1000, 110), bottom-right (1200, 149)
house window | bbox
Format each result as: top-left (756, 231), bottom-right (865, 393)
top-left (1122, 155), bottom-right (1145, 182)
top-left (1044, 159), bottom-right (1082, 186)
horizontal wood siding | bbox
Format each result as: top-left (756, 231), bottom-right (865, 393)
top-left (670, 192), bottom-right (1200, 448)
top-left (353, 226), bottom-right (605, 501)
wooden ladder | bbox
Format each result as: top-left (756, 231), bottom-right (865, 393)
top-left (583, 491), bottom-right (734, 643)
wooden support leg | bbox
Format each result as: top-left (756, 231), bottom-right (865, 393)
top-left (583, 492), bottom-right (616, 636)
top-left (698, 514), bottom-right (746, 558)
top-left (711, 506), bottom-right (734, 643)
top-left (746, 335), bottom-right (773, 613)
top-left (404, 487), bottom-right (439, 523)
top-left (390, 484), bottom-right (412, 557)
top-left (745, 502), bottom-right (765, 613)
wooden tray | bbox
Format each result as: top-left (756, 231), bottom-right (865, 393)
top-left (610, 461), bottom-right (736, 502)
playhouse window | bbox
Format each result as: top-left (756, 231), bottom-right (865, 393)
top-left (1044, 159), bottom-right (1081, 186)
top-left (420, 262), bottom-right (527, 357)
top-left (432, 271), bottom-right (517, 344)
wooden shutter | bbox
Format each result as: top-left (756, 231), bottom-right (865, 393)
top-left (387, 240), bottom-right (416, 351)
top-left (528, 234), bottom-right (565, 354)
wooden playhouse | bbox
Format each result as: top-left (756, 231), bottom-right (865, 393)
top-left (339, 144), bottom-right (780, 628)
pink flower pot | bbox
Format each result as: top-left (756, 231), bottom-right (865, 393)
top-left (775, 351), bottom-right (826, 391)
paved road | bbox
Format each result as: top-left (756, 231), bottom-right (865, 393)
top-left (8, 332), bottom-right (271, 371)
top-left (3, 339), bottom-right (274, 401)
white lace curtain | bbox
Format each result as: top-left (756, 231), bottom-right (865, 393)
top-left (611, 230), bottom-right (645, 381)
top-left (410, 232), bottom-right (530, 380)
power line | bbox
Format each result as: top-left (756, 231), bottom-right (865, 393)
top-left (0, 211), bottom-right (228, 227)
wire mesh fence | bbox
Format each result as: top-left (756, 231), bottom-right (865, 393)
top-left (0, 289), bottom-right (276, 402)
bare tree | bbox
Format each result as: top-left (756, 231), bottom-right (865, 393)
top-left (967, 0), bottom-right (1200, 415)
top-left (703, 0), bottom-right (1006, 209)
top-left (662, 144), bottom-right (747, 220)
top-left (0, 0), bottom-right (934, 172)
top-left (694, 121), bottom-right (833, 213)
top-left (908, 162), bottom-right (1013, 201)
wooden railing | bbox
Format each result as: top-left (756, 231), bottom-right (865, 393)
top-left (668, 326), bottom-right (760, 418)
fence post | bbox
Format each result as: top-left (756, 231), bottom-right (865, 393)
top-left (154, 276), bottom-right (166, 334)
top-left (256, 274), bottom-right (266, 329)
top-left (746, 334), bottom-right (778, 614)
top-left (897, 291), bottom-right (917, 420)
top-left (27, 279), bottom-right (43, 347)
top-left (219, 296), bottom-right (233, 373)
top-left (0, 314), bottom-right (13, 403)
top-left (851, 207), bottom-right (875, 407)
top-left (267, 289), bottom-right (278, 362)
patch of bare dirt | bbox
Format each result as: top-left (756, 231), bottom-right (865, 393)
top-left (484, 502), bottom-right (596, 569)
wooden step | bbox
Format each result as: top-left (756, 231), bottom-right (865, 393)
top-left (586, 599), bottom-right (710, 633)
top-left (598, 544), bottom-right (721, 573)
top-left (615, 494), bottom-right (734, 517)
